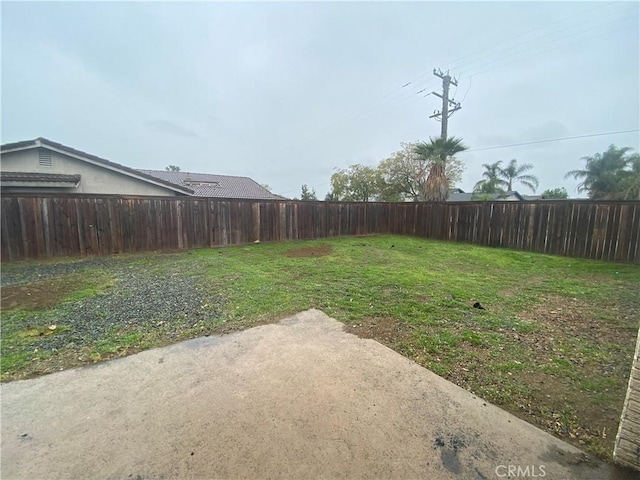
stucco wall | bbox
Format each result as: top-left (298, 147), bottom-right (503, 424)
top-left (1, 148), bottom-right (181, 196)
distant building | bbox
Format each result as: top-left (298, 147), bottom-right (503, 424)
top-left (1, 138), bottom-right (284, 200)
top-left (138, 170), bottom-right (285, 200)
top-left (447, 189), bottom-right (526, 202)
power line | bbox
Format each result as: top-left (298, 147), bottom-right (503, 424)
top-left (452, 5), bottom-right (637, 77)
top-left (399, 3), bottom-right (615, 93)
top-left (464, 130), bottom-right (640, 153)
top-left (269, 5), bottom-right (637, 187)
top-left (393, 3), bottom-right (627, 96)
top-left (441, 2), bottom-right (614, 72)
top-left (395, 13), bottom-right (636, 116)
top-left (372, 6), bottom-right (637, 125)
top-left (457, 12), bottom-right (638, 79)
top-left (266, 5), bottom-right (634, 165)
top-left (459, 76), bottom-right (472, 104)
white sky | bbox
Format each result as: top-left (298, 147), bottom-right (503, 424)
top-left (2, 1), bottom-right (639, 199)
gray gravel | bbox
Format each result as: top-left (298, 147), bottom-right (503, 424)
top-left (2, 256), bottom-right (223, 352)
top-left (1, 257), bottom-right (135, 287)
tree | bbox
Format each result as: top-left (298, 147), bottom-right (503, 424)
top-left (541, 187), bottom-right (569, 199)
top-left (328, 168), bottom-right (350, 201)
top-left (620, 155), bottom-right (640, 200)
top-left (564, 145), bottom-right (639, 200)
top-left (498, 159), bottom-right (539, 193)
top-left (299, 184), bottom-right (318, 201)
top-left (414, 136), bottom-right (468, 202)
top-left (473, 161), bottom-right (508, 195)
top-left (328, 165), bottom-right (380, 202)
top-left (378, 142), bottom-right (464, 202)
top-left (375, 178), bottom-right (404, 203)
top-left (324, 191), bottom-right (339, 201)
top-left (165, 165), bottom-right (181, 172)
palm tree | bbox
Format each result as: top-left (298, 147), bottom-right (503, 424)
top-left (564, 145), bottom-right (635, 200)
top-left (498, 159), bottom-right (538, 193)
top-left (473, 161), bottom-right (508, 194)
top-left (414, 136), bottom-right (468, 202)
top-left (620, 153), bottom-right (640, 200)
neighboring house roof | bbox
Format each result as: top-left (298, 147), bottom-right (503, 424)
top-left (138, 169), bottom-right (285, 200)
top-left (447, 192), bottom-right (475, 202)
top-left (1, 138), bottom-right (193, 195)
top-left (447, 190), bottom-right (526, 202)
top-left (497, 191), bottom-right (525, 201)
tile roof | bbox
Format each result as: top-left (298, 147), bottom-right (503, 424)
top-left (1, 172), bottom-right (81, 184)
top-left (447, 192), bottom-right (475, 202)
top-left (138, 169), bottom-right (285, 200)
top-left (1, 138), bottom-right (193, 195)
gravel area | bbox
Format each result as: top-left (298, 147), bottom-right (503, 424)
top-left (2, 257), bottom-right (223, 352)
top-left (1, 257), bottom-right (135, 287)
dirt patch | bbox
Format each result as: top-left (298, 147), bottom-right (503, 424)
top-left (524, 369), bottom-right (622, 438)
top-left (486, 294), bottom-right (635, 458)
top-left (209, 315), bottom-right (284, 336)
top-left (1, 280), bottom-right (77, 311)
top-left (344, 316), bottom-right (414, 347)
top-left (517, 295), bottom-right (631, 348)
top-left (284, 245), bottom-right (333, 258)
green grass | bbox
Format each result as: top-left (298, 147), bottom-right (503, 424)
top-left (1, 234), bottom-right (639, 462)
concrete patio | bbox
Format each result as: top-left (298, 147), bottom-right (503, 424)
top-left (1, 310), bottom-right (634, 479)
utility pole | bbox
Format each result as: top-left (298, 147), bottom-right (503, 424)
top-left (429, 69), bottom-right (461, 141)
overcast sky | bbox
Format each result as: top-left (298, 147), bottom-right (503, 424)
top-left (2, 1), bottom-right (639, 199)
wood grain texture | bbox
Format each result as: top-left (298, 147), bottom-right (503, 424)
top-left (1, 195), bottom-right (638, 263)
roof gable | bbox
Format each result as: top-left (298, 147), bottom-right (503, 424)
top-left (1, 138), bottom-right (193, 195)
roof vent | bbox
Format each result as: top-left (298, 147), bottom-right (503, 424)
top-left (39, 150), bottom-right (52, 167)
top-left (184, 181), bottom-right (220, 187)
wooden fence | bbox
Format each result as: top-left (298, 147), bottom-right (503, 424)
top-left (1, 194), bottom-right (639, 263)
top-left (614, 328), bottom-right (640, 470)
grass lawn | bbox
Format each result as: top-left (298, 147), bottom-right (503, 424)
top-left (2, 234), bottom-right (639, 461)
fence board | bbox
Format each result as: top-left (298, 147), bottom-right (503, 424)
top-left (615, 328), bottom-right (640, 470)
top-left (629, 205), bottom-right (640, 261)
top-left (1, 195), bottom-right (638, 263)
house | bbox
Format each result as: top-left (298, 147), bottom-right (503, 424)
top-left (137, 169), bottom-right (285, 200)
top-left (447, 189), bottom-right (526, 202)
top-left (1, 138), bottom-right (192, 196)
top-left (1, 138), bottom-right (283, 200)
